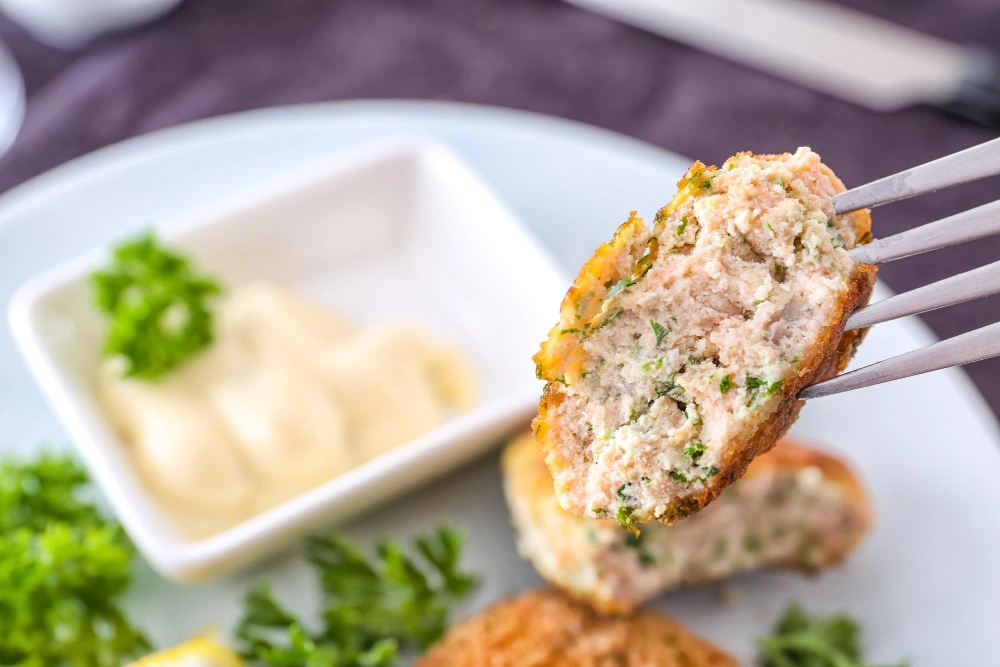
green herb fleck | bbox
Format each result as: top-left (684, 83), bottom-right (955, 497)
top-left (92, 233), bottom-right (221, 380)
top-left (687, 171), bottom-right (715, 192)
top-left (790, 356), bottom-right (800, 363)
top-left (641, 357), bottom-right (664, 372)
top-left (676, 216), bottom-right (688, 236)
top-left (555, 375), bottom-right (569, 387)
top-left (641, 476), bottom-right (651, 482)
top-left (766, 222), bottom-right (775, 233)
top-left (752, 297), bottom-right (770, 306)
top-left (592, 508), bottom-right (606, 516)
top-left (595, 308), bottom-right (624, 330)
top-left (559, 328), bottom-right (580, 335)
top-left (669, 470), bottom-right (689, 483)
top-left (719, 375), bottom-right (736, 393)
top-left (617, 483), bottom-right (631, 499)
top-left (650, 319), bottom-right (669, 346)
top-left (745, 534), bottom-right (763, 552)
top-left (604, 278), bottom-right (635, 301)
top-left (616, 506), bottom-right (638, 535)
top-left (704, 466), bottom-right (720, 477)
top-left (682, 441), bottom-right (707, 460)
top-left (746, 375), bottom-right (785, 406)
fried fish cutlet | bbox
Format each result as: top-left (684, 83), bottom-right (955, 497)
top-left (503, 432), bottom-right (870, 614)
top-left (533, 148), bottom-right (875, 528)
top-left (416, 589), bottom-right (735, 667)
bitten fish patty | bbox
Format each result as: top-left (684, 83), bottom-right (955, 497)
top-left (503, 432), bottom-right (871, 614)
top-left (417, 589), bottom-right (735, 667)
top-left (533, 148), bottom-right (875, 528)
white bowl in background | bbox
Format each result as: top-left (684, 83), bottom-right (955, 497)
top-left (0, 0), bottom-right (184, 49)
top-left (8, 139), bottom-right (567, 581)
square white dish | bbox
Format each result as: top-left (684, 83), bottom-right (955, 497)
top-left (7, 139), bottom-right (567, 582)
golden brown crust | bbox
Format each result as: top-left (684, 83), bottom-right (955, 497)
top-left (531, 151), bottom-right (876, 525)
top-left (417, 590), bottom-right (736, 667)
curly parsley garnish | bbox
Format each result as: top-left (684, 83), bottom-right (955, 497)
top-left (758, 603), bottom-right (908, 667)
top-left (92, 233), bottom-right (221, 380)
top-left (237, 527), bottom-right (477, 665)
top-left (0, 453), bottom-right (150, 665)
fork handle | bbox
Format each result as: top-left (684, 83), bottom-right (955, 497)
top-left (834, 137), bottom-right (1000, 214)
top-left (799, 321), bottom-right (1000, 399)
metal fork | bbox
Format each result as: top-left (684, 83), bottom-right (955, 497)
top-left (799, 137), bottom-right (1000, 399)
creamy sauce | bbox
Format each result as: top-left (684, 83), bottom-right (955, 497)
top-left (98, 284), bottom-right (477, 538)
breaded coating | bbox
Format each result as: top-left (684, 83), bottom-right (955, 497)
top-left (417, 589), bottom-right (735, 667)
top-left (503, 432), bottom-right (870, 614)
top-left (533, 148), bottom-right (875, 527)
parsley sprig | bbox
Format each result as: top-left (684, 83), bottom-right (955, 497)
top-left (0, 453), bottom-right (150, 665)
top-left (758, 603), bottom-right (907, 667)
top-left (92, 233), bottom-right (221, 380)
top-left (237, 527), bottom-right (477, 666)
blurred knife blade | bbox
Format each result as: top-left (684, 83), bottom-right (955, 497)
top-left (566, 0), bottom-right (1000, 126)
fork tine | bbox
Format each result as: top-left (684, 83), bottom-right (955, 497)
top-left (847, 198), bottom-right (1000, 265)
top-left (799, 321), bottom-right (1000, 399)
top-left (833, 137), bottom-right (1000, 214)
top-left (845, 260), bottom-right (1000, 331)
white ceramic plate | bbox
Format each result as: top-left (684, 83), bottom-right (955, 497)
top-left (0, 101), bottom-right (997, 664)
top-left (8, 139), bottom-right (566, 581)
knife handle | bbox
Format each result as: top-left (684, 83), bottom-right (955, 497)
top-left (941, 50), bottom-right (1000, 128)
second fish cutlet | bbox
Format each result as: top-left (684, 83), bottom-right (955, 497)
top-left (533, 148), bottom-right (875, 528)
top-left (503, 432), bottom-right (871, 614)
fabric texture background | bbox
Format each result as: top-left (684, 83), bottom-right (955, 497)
top-left (0, 0), bottom-right (998, 416)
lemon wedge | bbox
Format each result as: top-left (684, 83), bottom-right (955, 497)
top-left (126, 637), bottom-right (244, 667)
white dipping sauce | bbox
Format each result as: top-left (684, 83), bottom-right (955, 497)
top-left (98, 284), bottom-right (477, 538)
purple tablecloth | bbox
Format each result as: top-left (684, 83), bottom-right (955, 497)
top-left (1, 0), bottom-right (998, 417)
